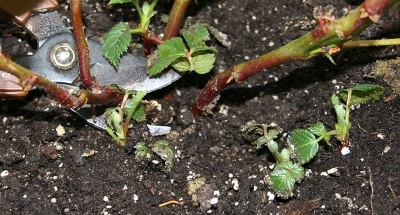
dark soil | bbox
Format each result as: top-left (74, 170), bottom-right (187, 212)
top-left (1, 0), bottom-right (400, 214)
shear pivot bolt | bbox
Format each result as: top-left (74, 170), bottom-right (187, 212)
top-left (50, 43), bottom-right (76, 70)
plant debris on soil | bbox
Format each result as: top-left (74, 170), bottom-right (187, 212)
top-left (1, 0), bottom-right (400, 214)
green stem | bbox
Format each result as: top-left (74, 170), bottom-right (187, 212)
top-left (132, 1), bottom-right (143, 22)
top-left (163, 0), bottom-right (191, 40)
top-left (315, 130), bottom-right (338, 144)
top-left (192, 0), bottom-right (400, 115)
top-left (343, 38), bottom-right (400, 48)
top-left (130, 28), bottom-right (146, 34)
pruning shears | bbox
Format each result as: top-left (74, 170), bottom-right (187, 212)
top-left (0, 0), bottom-right (181, 130)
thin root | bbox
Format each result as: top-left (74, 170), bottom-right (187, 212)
top-left (158, 200), bottom-right (184, 207)
top-left (368, 166), bottom-right (375, 215)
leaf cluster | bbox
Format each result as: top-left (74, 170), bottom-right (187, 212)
top-left (135, 140), bottom-right (174, 172)
top-left (103, 0), bottom-right (158, 67)
top-left (149, 25), bottom-right (216, 76)
top-left (243, 84), bottom-right (384, 198)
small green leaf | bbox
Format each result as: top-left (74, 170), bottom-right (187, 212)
top-left (142, 1), bottom-right (157, 18)
top-left (123, 91), bottom-right (147, 120)
top-left (103, 23), bottom-right (132, 67)
top-left (252, 136), bottom-right (269, 148)
top-left (188, 25), bottom-right (210, 41)
top-left (141, 1), bottom-right (157, 27)
top-left (268, 161), bottom-right (305, 198)
top-left (266, 124), bottom-right (283, 140)
top-left (109, 0), bottom-right (137, 5)
top-left (290, 129), bottom-right (319, 165)
top-left (171, 57), bottom-right (191, 72)
top-left (132, 103), bottom-right (146, 122)
top-left (123, 98), bottom-right (146, 122)
top-left (205, 24), bottom-right (231, 48)
top-left (159, 37), bottom-right (186, 57)
top-left (182, 30), bottom-right (207, 51)
top-left (109, 84), bottom-right (127, 94)
top-left (332, 94), bottom-right (346, 125)
top-left (149, 56), bottom-right (181, 76)
top-left (149, 38), bottom-right (186, 76)
top-left (135, 142), bottom-right (152, 162)
top-left (323, 53), bottom-right (336, 64)
top-left (308, 122), bottom-right (325, 136)
top-left (280, 148), bottom-right (292, 162)
top-left (105, 107), bottom-right (125, 144)
top-left (192, 51), bottom-right (215, 74)
top-left (308, 122), bottom-right (330, 143)
top-left (152, 140), bottom-right (174, 172)
top-left (340, 84), bottom-right (385, 106)
top-left (266, 139), bottom-right (279, 154)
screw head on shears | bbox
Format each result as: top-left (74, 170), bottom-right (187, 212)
top-left (50, 43), bottom-right (77, 70)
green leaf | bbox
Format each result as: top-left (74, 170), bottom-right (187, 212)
top-left (135, 142), bottom-right (152, 162)
top-left (132, 103), bottom-right (146, 122)
top-left (266, 139), bottom-right (279, 152)
top-left (266, 124), bottom-right (282, 140)
top-left (192, 51), bottom-right (216, 74)
top-left (103, 23), bottom-right (132, 67)
top-left (105, 107), bottom-right (125, 144)
top-left (149, 56), bottom-right (182, 76)
top-left (142, 1), bottom-right (157, 19)
top-left (290, 129), bottom-right (319, 165)
top-left (109, 84), bottom-right (127, 94)
top-left (205, 24), bottom-right (231, 48)
top-left (268, 161), bottom-right (305, 198)
top-left (123, 98), bottom-right (146, 122)
top-left (152, 140), bottom-right (174, 172)
top-left (141, 1), bottom-right (157, 28)
top-left (188, 25), bottom-right (210, 41)
top-left (123, 91), bottom-right (147, 120)
top-left (332, 94), bottom-right (346, 125)
top-left (308, 122), bottom-right (330, 143)
top-left (340, 84), bottom-right (385, 106)
top-left (182, 30), bottom-right (207, 51)
top-left (252, 136), bottom-right (268, 148)
top-left (323, 53), bottom-right (336, 64)
top-left (280, 148), bottom-right (292, 162)
top-left (159, 37), bottom-right (186, 57)
top-left (171, 57), bottom-right (191, 72)
top-left (149, 38), bottom-right (186, 76)
top-left (109, 0), bottom-right (137, 5)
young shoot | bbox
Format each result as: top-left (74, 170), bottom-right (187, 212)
top-left (103, 0), bottom-right (159, 66)
top-left (243, 84), bottom-right (385, 198)
top-left (105, 87), bottom-right (147, 146)
top-left (135, 140), bottom-right (175, 172)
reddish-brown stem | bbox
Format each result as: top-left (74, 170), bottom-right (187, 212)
top-left (143, 31), bottom-right (153, 57)
top-left (0, 53), bottom-right (123, 108)
top-left (192, 0), bottom-right (399, 115)
top-left (149, 34), bottom-right (163, 44)
top-left (191, 47), bottom-right (293, 116)
top-left (70, 0), bottom-right (96, 88)
top-left (163, 0), bottom-right (191, 40)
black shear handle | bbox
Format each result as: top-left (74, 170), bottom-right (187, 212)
top-left (0, 0), bottom-right (59, 99)
top-left (0, 0), bottom-right (59, 26)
